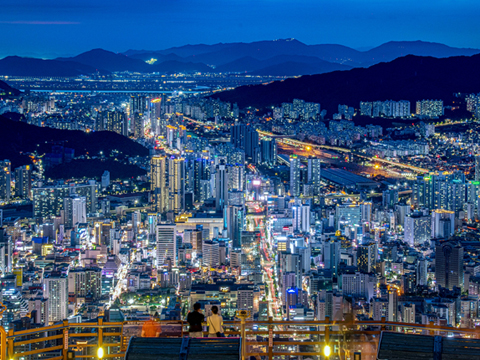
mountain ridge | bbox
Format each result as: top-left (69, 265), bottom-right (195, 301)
top-left (210, 54), bottom-right (480, 114)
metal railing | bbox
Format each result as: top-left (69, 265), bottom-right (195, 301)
top-left (1, 316), bottom-right (480, 360)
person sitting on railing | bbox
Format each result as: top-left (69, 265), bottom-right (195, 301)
top-left (141, 315), bottom-right (162, 338)
top-left (187, 302), bottom-right (205, 338)
top-left (207, 306), bottom-right (224, 338)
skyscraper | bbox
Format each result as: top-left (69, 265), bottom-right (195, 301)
top-left (168, 157), bottom-right (185, 213)
top-left (0, 160), bottom-right (11, 202)
top-left (290, 155), bottom-right (301, 197)
top-left (323, 237), bottom-right (341, 277)
top-left (133, 112), bottom-right (144, 138)
top-left (476, 156), bottom-right (480, 182)
top-left (15, 165), bottom-right (31, 199)
top-left (307, 157), bottom-right (321, 197)
top-left (226, 205), bottom-right (244, 249)
top-left (435, 241), bottom-right (464, 290)
top-left (404, 211), bottom-right (431, 246)
top-left (261, 137), bottom-right (277, 166)
top-left (203, 240), bottom-right (220, 267)
top-left (63, 196), bottom-right (87, 229)
top-left (215, 159), bottom-right (229, 211)
top-left (43, 272), bottom-right (68, 323)
top-left (357, 241), bottom-right (377, 273)
top-left (431, 209), bottom-right (455, 239)
top-left (156, 224), bottom-right (177, 267)
top-left (151, 156), bottom-right (168, 213)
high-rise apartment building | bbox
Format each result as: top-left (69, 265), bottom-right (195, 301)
top-left (43, 272), bottom-right (68, 323)
top-left (0, 160), bottom-right (11, 202)
top-left (307, 157), bottom-right (321, 197)
top-left (151, 156), bottom-right (168, 213)
top-left (435, 241), bottom-right (464, 290)
top-left (168, 157), bottom-right (185, 213)
top-left (156, 224), bottom-right (177, 267)
top-left (63, 196), bottom-right (87, 229)
top-left (15, 165), bottom-right (31, 199)
top-left (290, 155), bottom-right (301, 197)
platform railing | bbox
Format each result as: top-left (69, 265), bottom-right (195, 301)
top-left (1, 316), bottom-right (480, 360)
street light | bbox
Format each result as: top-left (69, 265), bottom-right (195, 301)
top-left (323, 344), bottom-right (331, 358)
top-left (97, 347), bottom-right (104, 359)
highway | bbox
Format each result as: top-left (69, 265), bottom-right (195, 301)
top-left (259, 129), bottom-right (430, 174)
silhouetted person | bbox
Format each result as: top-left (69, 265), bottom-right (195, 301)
top-left (187, 302), bottom-right (204, 337)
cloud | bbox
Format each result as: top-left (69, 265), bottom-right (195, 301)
top-left (0, 20), bottom-right (80, 25)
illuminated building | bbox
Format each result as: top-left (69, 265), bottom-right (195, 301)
top-left (156, 224), bottom-right (177, 267)
top-left (289, 155), bottom-right (301, 197)
top-left (151, 156), bottom-right (168, 213)
top-left (415, 99), bottom-right (443, 118)
top-left (435, 241), bottom-right (464, 290)
top-left (15, 165), bottom-right (31, 199)
top-left (63, 195), bottom-right (86, 229)
top-left (307, 157), bottom-right (321, 197)
top-left (261, 137), bottom-right (277, 166)
top-left (68, 267), bottom-right (102, 300)
top-left (43, 272), bottom-right (68, 323)
top-left (225, 205), bottom-right (244, 249)
top-left (0, 159), bottom-right (11, 201)
top-left (335, 203), bottom-right (361, 230)
top-left (357, 241), bottom-right (377, 274)
top-left (167, 156), bottom-right (185, 213)
top-left (431, 209), bottom-right (455, 239)
top-left (404, 211), bottom-right (431, 246)
top-left (341, 272), bottom-right (376, 299)
top-left (215, 159), bottom-right (229, 211)
top-left (203, 240), bottom-right (220, 267)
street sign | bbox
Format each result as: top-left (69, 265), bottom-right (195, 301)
top-left (64, 330), bottom-right (69, 350)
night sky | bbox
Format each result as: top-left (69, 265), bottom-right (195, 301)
top-left (1, 0), bottom-right (479, 58)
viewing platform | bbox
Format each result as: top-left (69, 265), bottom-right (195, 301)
top-left (2, 316), bottom-right (480, 360)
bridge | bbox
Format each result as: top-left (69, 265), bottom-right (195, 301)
top-left (2, 317), bottom-right (480, 360)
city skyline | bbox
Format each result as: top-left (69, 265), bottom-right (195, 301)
top-left (1, 0), bottom-right (480, 58)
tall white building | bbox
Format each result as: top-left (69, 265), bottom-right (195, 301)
top-left (404, 212), bottom-right (431, 246)
top-left (63, 196), bottom-right (86, 229)
top-left (341, 272), bottom-right (376, 300)
top-left (43, 272), bottom-right (68, 323)
top-left (156, 224), bottom-right (177, 267)
top-left (202, 240), bottom-right (220, 267)
top-left (431, 209), bottom-right (455, 239)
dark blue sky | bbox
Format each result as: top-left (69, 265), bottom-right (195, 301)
top-left (1, 0), bottom-right (479, 58)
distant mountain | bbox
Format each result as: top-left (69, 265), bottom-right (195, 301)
top-left (249, 61), bottom-right (351, 76)
top-left (361, 40), bottom-right (480, 65)
top-left (57, 49), bottom-right (212, 74)
top-left (0, 115), bottom-right (148, 168)
top-left (57, 48), bottom-right (148, 72)
top-left (3, 40), bottom-right (480, 77)
top-left (126, 39), bottom-right (480, 67)
top-left (211, 54), bottom-right (480, 114)
top-left (216, 55), bottom-right (352, 74)
top-left (0, 56), bottom-right (108, 77)
top-left (0, 80), bottom-right (21, 96)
